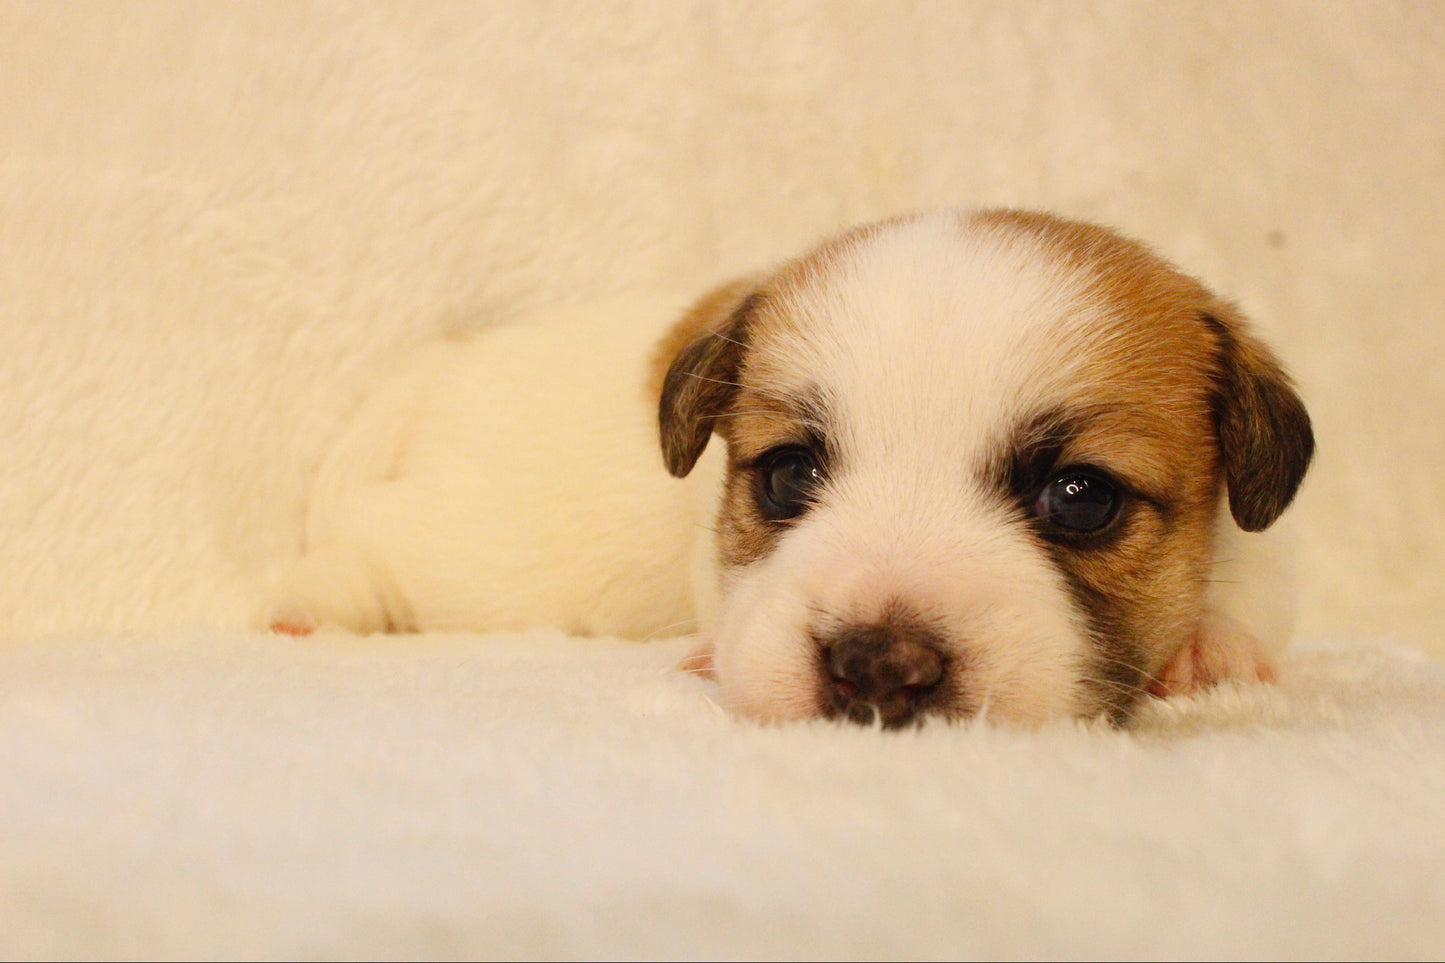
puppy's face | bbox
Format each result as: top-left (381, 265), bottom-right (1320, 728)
top-left (659, 209), bottom-right (1312, 727)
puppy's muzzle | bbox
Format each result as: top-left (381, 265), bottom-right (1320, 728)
top-left (821, 623), bottom-right (946, 728)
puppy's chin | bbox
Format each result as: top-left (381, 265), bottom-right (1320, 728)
top-left (706, 520), bottom-right (1098, 729)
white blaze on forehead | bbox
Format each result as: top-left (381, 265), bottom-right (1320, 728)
top-left (755, 211), bottom-right (1111, 480)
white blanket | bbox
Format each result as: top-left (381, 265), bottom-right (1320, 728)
top-left (4, 631), bottom-right (1443, 959)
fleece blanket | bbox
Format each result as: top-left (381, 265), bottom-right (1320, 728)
top-left (4, 2), bottom-right (1445, 959)
top-left (3, 631), bottom-right (1444, 960)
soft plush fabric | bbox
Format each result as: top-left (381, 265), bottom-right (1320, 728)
top-left (4, 631), bottom-right (1444, 960)
top-left (3, 1), bottom-right (1443, 958)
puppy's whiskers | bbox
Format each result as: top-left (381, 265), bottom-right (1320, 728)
top-left (698, 410), bottom-right (777, 421)
top-left (703, 327), bottom-right (747, 349)
top-left (678, 662), bottom-right (718, 680)
top-left (973, 689), bottom-right (994, 726)
top-left (642, 618), bottom-right (701, 644)
top-left (1091, 652), bottom-right (1164, 693)
top-left (682, 371), bottom-right (792, 406)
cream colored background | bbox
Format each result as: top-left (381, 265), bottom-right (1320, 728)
top-left (2, 0), bottom-right (1442, 653)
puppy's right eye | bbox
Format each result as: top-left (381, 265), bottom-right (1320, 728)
top-left (756, 446), bottom-right (824, 520)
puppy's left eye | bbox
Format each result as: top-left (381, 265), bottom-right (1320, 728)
top-left (1033, 469), bottom-right (1122, 535)
top-left (756, 446), bottom-right (824, 520)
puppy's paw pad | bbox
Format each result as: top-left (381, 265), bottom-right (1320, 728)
top-left (678, 640), bottom-right (716, 680)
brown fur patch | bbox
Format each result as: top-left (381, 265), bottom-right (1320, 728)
top-left (762, 218), bottom-right (894, 308)
top-left (648, 276), bottom-right (761, 405)
top-left (967, 209), bottom-right (1312, 712)
top-left (972, 208), bottom-right (1314, 532)
top-left (992, 387), bottom-right (1221, 717)
top-left (656, 279), bottom-right (760, 478)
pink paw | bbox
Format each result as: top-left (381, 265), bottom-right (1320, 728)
top-left (266, 601), bottom-right (318, 637)
top-left (678, 639), bottom-right (716, 680)
top-left (1149, 613), bottom-right (1276, 699)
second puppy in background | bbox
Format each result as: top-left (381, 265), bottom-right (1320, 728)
top-left (268, 208), bottom-right (1314, 729)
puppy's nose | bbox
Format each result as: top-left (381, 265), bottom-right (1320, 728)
top-left (823, 625), bottom-right (945, 728)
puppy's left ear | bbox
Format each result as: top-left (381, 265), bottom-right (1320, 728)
top-left (656, 278), bottom-right (760, 478)
top-left (1205, 302), bottom-right (1315, 532)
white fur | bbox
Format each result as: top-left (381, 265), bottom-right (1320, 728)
top-left (267, 212), bottom-right (1298, 725)
top-left (269, 296), bottom-right (724, 639)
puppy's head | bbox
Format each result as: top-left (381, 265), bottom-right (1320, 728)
top-left (659, 209), bottom-right (1312, 727)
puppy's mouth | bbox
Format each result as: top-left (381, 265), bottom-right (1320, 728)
top-left (814, 620), bottom-right (956, 729)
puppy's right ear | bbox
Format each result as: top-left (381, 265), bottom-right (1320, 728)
top-left (656, 279), bottom-right (759, 478)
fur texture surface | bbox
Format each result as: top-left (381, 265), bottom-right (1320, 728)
top-left (3, 629), bottom-right (1443, 960)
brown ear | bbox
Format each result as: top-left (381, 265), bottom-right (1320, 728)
top-left (1205, 306), bottom-right (1314, 531)
top-left (656, 279), bottom-right (760, 477)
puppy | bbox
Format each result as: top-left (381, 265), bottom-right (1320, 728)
top-left (267, 208), bottom-right (1313, 728)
